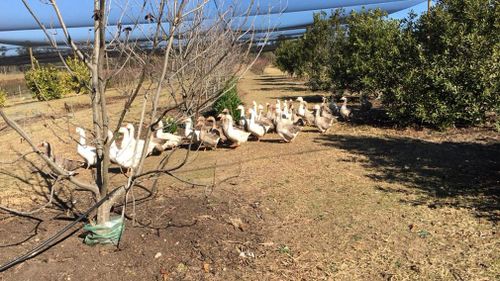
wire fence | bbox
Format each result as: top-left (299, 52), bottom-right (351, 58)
top-left (0, 78), bottom-right (31, 100)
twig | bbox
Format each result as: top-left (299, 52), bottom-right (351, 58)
top-left (0, 151), bottom-right (36, 165)
top-left (0, 176), bottom-right (60, 216)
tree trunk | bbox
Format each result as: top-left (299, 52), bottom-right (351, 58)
top-left (92, 0), bottom-right (110, 225)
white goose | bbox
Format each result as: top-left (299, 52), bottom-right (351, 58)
top-left (182, 117), bottom-right (195, 139)
top-left (155, 120), bottom-right (183, 149)
top-left (236, 105), bottom-right (247, 128)
top-left (107, 129), bottom-right (122, 164)
top-left (275, 100), bottom-right (281, 113)
top-left (296, 97), bottom-right (315, 125)
top-left (265, 103), bottom-right (273, 120)
top-left (75, 127), bottom-right (97, 168)
top-left (126, 123), bottom-right (145, 153)
top-left (321, 96), bottom-right (335, 118)
top-left (313, 104), bottom-right (335, 134)
top-left (218, 112), bottom-right (251, 147)
top-left (340, 96), bottom-right (352, 121)
top-left (257, 104), bottom-right (265, 121)
top-left (282, 100), bottom-right (292, 120)
top-left (296, 97), bottom-right (306, 116)
top-left (274, 108), bottom-right (300, 143)
top-left (246, 108), bottom-right (267, 140)
top-left (252, 101), bottom-right (258, 115)
top-left (114, 124), bottom-right (144, 171)
top-left (257, 104), bottom-right (274, 132)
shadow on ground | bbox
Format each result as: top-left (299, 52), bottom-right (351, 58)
top-left (348, 107), bottom-right (398, 128)
top-left (258, 86), bottom-right (305, 92)
top-left (268, 95), bottom-right (324, 103)
top-left (253, 76), bottom-right (291, 83)
top-left (315, 134), bottom-right (500, 221)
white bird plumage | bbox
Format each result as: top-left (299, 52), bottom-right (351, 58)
top-left (246, 108), bottom-right (267, 140)
top-left (114, 123), bottom-right (144, 170)
top-left (340, 96), bottom-right (352, 121)
top-left (219, 112), bottom-right (251, 147)
top-left (155, 120), bottom-right (183, 149)
top-left (75, 127), bottom-right (97, 168)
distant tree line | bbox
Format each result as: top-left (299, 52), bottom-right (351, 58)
top-left (274, 0), bottom-right (499, 129)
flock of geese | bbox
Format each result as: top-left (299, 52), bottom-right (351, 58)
top-left (38, 96), bottom-right (360, 174)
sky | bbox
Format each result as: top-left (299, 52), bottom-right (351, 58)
top-left (0, 0), bottom-right (431, 54)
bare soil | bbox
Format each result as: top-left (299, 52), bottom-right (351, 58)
top-left (0, 67), bottom-right (498, 281)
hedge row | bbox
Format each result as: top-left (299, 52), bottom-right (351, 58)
top-left (274, 0), bottom-right (499, 129)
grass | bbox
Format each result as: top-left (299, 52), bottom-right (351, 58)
top-left (0, 66), bottom-right (498, 281)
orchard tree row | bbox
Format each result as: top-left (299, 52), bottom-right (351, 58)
top-left (275, 0), bottom-right (499, 129)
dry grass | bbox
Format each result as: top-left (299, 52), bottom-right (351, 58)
top-left (0, 67), bottom-right (498, 281)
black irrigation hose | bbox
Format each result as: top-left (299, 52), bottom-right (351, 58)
top-left (0, 187), bottom-right (122, 272)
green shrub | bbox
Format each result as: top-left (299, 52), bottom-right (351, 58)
top-left (162, 116), bottom-right (178, 134)
top-left (274, 38), bottom-right (305, 77)
top-left (336, 9), bottom-right (402, 95)
top-left (382, 0), bottom-right (500, 128)
top-left (301, 12), bottom-right (335, 91)
top-left (0, 88), bottom-right (6, 107)
top-left (213, 81), bottom-right (241, 121)
top-left (25, 65), bottom-right (68, 101)
top-left (63, 56), bottom-right (91, 95)
top-left (274, 0), bottom-right (499, 128)
top-left (24, 56), bottom-right (91, 101)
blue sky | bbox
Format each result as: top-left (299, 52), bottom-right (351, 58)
top-left (0, 0), bottom-right (430, 53)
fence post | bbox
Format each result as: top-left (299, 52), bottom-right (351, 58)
top-left (29, 47), bottom-right (35, 69)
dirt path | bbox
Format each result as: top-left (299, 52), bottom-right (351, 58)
top-left (0, 67), bottom-right (498, 280)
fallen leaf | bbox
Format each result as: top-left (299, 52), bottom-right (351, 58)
top-left (203, 263), bottom-right (210, 273)
top-left (229, 217), bottom-right (245, 231)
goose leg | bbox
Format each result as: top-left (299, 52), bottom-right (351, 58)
top-left (119, 166), bottom-right (130, 178)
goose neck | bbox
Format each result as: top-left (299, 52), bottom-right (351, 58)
top-left (121, 128), bottom-right (131, 148)
top-left (128, 126), bottom-right (135, 140)
top-left (77, 129), bottom-right (86, 146)
top-left (249, 110), bottom-right (256, 124)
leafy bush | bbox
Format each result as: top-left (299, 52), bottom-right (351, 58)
top-left (301, 12), bottom-right (334, 90)
top-left (336, 9), bottom-right (402, 95)
top-left (274, 38), bottom-right (305, 77)
top-left (213, 81), bottom-right (242, 121)
top-left (274, 0), bottom-right (499, 128)
top-left (63, 56), bottom-right (91, 95)
top-left (25, 56), bottom-right (91, 101)
top-left (383, 0), bottom-right (500, 128)
top-left (275, 9), bottom-right (402, 93)
top-left (0, 88), bottom-right (6, 107)
top-left (162, 116), bottom-right (178, 134)
top-left (25, 65), bottom-right (68, 101)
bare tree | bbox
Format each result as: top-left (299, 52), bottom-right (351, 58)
top-left (0, 0), bottom-right (271, 240)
